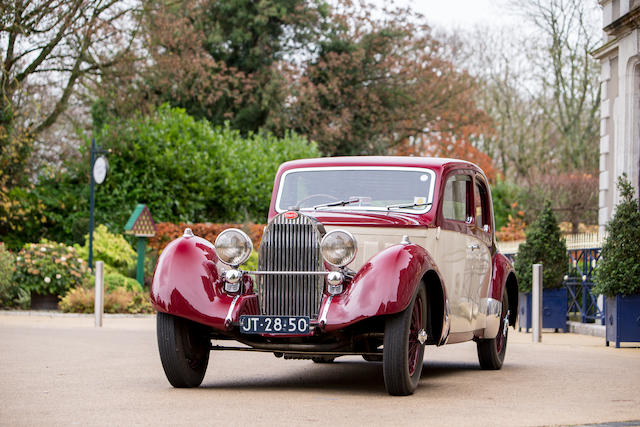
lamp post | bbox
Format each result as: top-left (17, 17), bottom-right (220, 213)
top-left (89, 138), bottom-right (109, 269)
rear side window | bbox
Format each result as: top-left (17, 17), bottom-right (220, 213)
top-left (442, 174), bottom-right (472, 222)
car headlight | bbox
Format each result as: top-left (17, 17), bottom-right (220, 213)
top-left (214, 228), bottom-right (253, 267)
top-left (320, 230), bottom-right (357, 267)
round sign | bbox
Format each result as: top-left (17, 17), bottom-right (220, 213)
top-left (93, 156), bottom-right (108, 184)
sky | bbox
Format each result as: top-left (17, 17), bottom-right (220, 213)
top-left (387, 0), bottom-right (521, 30)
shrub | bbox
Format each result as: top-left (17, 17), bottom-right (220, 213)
top-left (75, 225), bottom-right (136, 276)
top-left (59, 286), bottom-right (153, 314)
top-left (514, 201), bottom-right (568, 292)
top-left (14, 241), bottom-right (89, 296)
top-left (0, 243), bottom-right (29, 308)
top-left (104, 272), bottom-right (142, 293)
top-left (149, 222), bottom-right (265, 253)
top-left (594, 174), bottom-right (640, 297)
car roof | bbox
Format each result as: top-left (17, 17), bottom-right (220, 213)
top-left (279, 156), bottom-right (481, 172)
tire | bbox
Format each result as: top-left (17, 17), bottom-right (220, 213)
top-left (383, 284), bottom-right (427, 396)
top-left (477, 292), bottom-right (509, 370)
top-left (157, 312), bottom-right (210, 388)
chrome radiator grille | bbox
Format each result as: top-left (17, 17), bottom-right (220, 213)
top-left (257, 213), bottom-right (324, 318)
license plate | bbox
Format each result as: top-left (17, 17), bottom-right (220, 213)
top-left (240, 315), bottom-right (310, 334)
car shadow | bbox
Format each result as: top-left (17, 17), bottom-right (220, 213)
top-left (201, 358), bottom-right (484, 395)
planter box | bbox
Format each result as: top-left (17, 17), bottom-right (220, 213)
top-left (30, 292), bottom-right (59, 310)
top-left (605, 294), bottom-right (640, 348)
top-left (518, 288), bottom-right (568, 332)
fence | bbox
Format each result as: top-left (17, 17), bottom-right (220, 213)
top-left (497, 232), bottom-right (605, 324)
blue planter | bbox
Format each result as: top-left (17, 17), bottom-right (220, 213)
top-left (518, 288), bottom-right (568, 332)
top-left (605, 294), bottom-right (640, 348)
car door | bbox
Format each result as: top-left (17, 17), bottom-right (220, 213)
top-left (469, 176), bottom-right (494, 330)
top-left (438, 172), bottom-right (475, 333)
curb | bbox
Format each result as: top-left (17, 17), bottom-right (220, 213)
top-left (0, 309), bottom-right (154, 319)
top-left (567, 320), bottom-right (605, 338)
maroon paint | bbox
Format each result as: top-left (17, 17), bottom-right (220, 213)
top-left (490, 253), bottom-right (514, 301)
top-left (322, 244), bottom-right (441, 332)
top-left (268, 156), bottom-right (483, 222)
top-left (150, 235), bottom-right (257, 329)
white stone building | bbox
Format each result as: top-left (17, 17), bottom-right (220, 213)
top-left (595, 0), bottom-right (640, 232)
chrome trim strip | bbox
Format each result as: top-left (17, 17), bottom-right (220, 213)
top-left (319, 295), bottom-right (333, 325)
top-left (274, 166), bottom-right (437, 214)
top-left (246, 271), bottom-right (331, 276)
top-left (225, 295), bottom-right (241, 326)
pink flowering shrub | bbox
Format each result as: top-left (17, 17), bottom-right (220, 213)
top-left (14, 240), bottom-right (89, 296)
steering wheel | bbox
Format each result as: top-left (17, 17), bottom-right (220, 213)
top-left (294, 193), bottom-right (340, 209)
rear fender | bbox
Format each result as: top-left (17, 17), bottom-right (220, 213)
top-left (322, 244), bottom-right (441, 332)
top-left (150, 235), bottom-right (256, 330)
top-left (484, 253), bottom-right (518, 336)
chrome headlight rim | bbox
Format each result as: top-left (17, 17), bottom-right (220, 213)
top-left (214, 228), bottom-right (253, 267)
top-left (320, 229), bottom-right (357, 268)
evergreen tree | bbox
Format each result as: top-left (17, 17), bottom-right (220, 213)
top-left (514, 201), bottom-right (568, 292)
top-left (594, 174), bottom-right (640, 297)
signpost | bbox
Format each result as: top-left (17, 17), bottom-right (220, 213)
top-left (88, 138), bottom-right (109, 269)
top-left (124, 204), bottom-right (156, 286)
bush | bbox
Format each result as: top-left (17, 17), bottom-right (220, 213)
top-left (594, 174), bottom-right (640, 297)
top-left (59, 286), bottom-right (153, 314)
top-left (514, 201), bottom-right (568, 292)
top-left (149, 222), bottom-right (265, 253)
top-left (14, 241), bottom-right (89, 296)
top-left (104, 272), bottom-right (142, 293)
top-left (75, 225), bottom-right (136, 276)
top-left (0, 243), bottom-right (28, 308)
top-left (2, 105), bottom-right (318, 249)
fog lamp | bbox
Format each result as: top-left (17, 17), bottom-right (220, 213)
top-left (327, 271), bottom-right (344, 295)
top-left (224, 269), bottom-right (242, 293)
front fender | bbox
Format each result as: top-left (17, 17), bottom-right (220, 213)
top-left (322, 244), bottom-right (438, 332)
top-left (150, 235), bottom-right (255, 330)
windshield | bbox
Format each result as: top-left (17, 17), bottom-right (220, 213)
top-left (275, 166), bottom-right (436, 213)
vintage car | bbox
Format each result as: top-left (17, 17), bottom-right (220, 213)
top-left (151, 156), bottom-right (518, 395)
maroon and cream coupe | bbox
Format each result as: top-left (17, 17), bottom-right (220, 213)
top-left (151, 156), bottom-right (518, 395)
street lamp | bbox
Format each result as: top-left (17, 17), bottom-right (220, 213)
top-left (89, 138), bottom-right (109, 269)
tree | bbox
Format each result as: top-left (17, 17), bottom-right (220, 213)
top-left (0, 0), bottom-right (139, 188)
top-left (514, 201), bottom-right (568, 292)
top-left (520, 0), bottom-right (601, 174)
top-left (94, 0), bottom-right (329, 134)
top-left (594, 174), bottom-right (640, 297)
top-left (277, 1), bottom-right (489, 158)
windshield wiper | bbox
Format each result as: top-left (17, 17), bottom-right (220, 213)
top-left (313, 198), bottom-right (360, 210)
top-left (386, 202), bottom-right (432, 210)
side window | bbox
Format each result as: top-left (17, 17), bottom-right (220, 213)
top-left (474, 179), bottom-right (490, 232)
top-left (443, 174), bottom-right (472, 222)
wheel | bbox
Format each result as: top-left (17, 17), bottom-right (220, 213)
top-left (383, 284), bottom-right (426, 396)
top-left (476, 292), bottom-right (509, 370)
top-left (311, 356), bottom-right (335, 363)
top-left (157, 312), bottom-right (210, 387)
top-left (362, 354), bottom-right (383, 362)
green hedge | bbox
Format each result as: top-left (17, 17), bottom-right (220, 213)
top-left (4, 105), bottom-right (318, 248)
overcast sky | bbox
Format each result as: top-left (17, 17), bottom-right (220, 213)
top-left (387, 0), bottom-right (521, 30)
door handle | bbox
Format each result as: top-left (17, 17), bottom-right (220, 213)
top-left (468, 244), bottom-right (480, 251)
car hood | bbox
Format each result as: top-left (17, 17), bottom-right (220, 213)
top-left (302, 210), bottom-right (434, 227)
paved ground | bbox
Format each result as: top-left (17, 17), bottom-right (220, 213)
top-left (0, 312), bottom-right (639, 427)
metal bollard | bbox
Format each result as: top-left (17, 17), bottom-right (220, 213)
top-left (95, 261), bottom-right (104, 327)
top-left (532, 263), bottom-right (542, 343)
